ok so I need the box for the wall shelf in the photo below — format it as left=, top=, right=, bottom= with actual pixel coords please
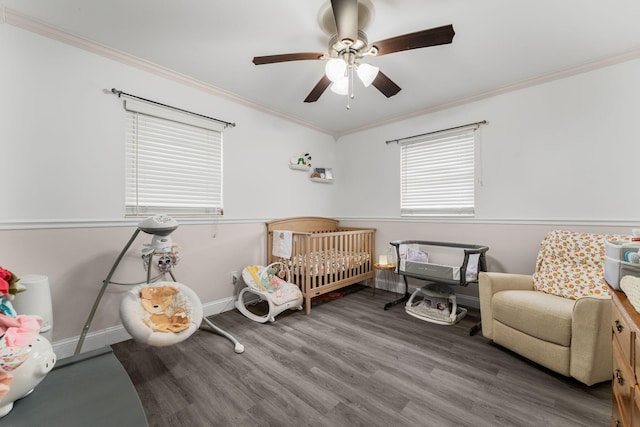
left=310, top=167, right=333, bottom=183
left=289, top=164, right=311, bottom=171
left=311, top=177, right=333, bottom=183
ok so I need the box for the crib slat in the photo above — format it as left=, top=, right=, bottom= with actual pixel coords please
left=340, top=233, right=345, bottom=282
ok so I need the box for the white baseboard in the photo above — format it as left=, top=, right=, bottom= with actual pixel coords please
left=375, top=278, right=480, bottom=310
left=53, top=296, right=236, bottom=359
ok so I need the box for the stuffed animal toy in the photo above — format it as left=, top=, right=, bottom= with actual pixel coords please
left=139, top=286, right=189, bottom=333
left=290, top=153, right=312, bottom=167
left=263, top=266, right=285, bottom=290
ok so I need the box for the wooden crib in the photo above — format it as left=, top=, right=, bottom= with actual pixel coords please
left=266, top=217, right=375, bottom=314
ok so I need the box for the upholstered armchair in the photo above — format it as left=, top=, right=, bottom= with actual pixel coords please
left=479, top=230, right=618, bottom=386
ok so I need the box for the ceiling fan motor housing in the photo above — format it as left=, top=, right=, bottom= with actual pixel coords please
left=327, top=30, right=370, bottom=59
left=318, top=0, right=376, bottom=37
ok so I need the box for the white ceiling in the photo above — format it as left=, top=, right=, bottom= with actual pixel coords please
left=4, top=0, right=640, bottom=136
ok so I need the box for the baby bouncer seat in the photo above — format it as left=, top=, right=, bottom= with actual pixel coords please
left=235, top=262, right=303, bottom=323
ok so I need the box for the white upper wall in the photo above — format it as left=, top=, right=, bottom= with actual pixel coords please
left=0, top=22, right=337, bottom=225
left=2, top=18, right=639, bottom=226
left=335, top=58, right=640, bottom=222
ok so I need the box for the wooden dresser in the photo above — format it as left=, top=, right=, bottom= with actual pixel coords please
left=611, top=287, right=640, bottom=426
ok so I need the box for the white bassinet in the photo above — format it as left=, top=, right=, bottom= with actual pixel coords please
left=390, top=240, right=489, bottom=327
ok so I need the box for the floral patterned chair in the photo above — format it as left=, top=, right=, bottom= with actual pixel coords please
left=479, top=230, right=620, bottom=386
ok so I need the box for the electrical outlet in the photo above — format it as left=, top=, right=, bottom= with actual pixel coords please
left=231, top=271, right=239, bottom=285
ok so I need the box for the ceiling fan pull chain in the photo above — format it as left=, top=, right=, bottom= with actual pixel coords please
left=349, top=65, right=355, bottom=100
left=346, top=65, right=353, bottom=110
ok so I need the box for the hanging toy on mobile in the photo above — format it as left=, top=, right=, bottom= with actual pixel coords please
left=139, top=216, right=181, bottom=275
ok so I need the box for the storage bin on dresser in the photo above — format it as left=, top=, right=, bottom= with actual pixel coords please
left=611, top=287, right=640, bottom=426
left=605, top=240, right=640, bottom=290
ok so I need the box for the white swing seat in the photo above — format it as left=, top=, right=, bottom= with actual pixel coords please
left=235, top=262, right=303, bottom=323
left=120, top=281, right=203, bottom=347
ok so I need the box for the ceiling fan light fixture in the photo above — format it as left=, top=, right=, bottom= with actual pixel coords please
left=325, top=58, right=347, bottom=82
left=330, top=76, right=349, bottom=95
left=356, top=63, right=379, bottom=87
left=253, top=1, right=454, bottom=104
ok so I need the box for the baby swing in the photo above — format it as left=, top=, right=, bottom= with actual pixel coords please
left=75, top=215, right=244, bottom=355
left=235, top=262, right=303, bottom=323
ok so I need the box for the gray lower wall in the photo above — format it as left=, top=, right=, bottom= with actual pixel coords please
left=0, top=219, right=631, bottom=358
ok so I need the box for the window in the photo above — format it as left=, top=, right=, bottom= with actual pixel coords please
left=400, top=125, right=478, bottom=217
left=124, top=99, right=224, bottom=217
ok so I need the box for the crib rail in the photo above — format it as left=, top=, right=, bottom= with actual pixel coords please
left=300, top=228, right=374, bottom=296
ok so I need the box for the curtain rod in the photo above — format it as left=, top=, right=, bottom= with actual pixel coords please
left=110, top=88, right=236, bottom=128
left=385, top=120, right=487, bottom=144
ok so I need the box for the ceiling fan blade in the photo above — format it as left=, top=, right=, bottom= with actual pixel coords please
left=372, top=24, right=455, bottom=57
left=304, top=76, right=331, bottom=103
left=372, top=71, right=401, bottom=98
left=331, top=0, right=358, bottom=45
left=252, top=52, right=325, bottom=65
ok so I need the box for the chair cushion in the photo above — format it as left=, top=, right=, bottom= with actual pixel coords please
left=120, top=282, right=203, bottom=347
left=242, top=265, right=265, bottom=290
left=268, top=278, right=302, bottom=306
left=492, top=320, right=571, bottom=376
left=532, top=230, right=623, bottom=299
left=492, top=290, right=574, bottom=346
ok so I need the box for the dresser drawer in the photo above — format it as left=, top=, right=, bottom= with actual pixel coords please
left=633, top=385, right=640, bottom=427
left=635, top=334, right=640, bottom=386
left=613, top=302, right=634, bottom=365
left=614, top=339, right=635, bottom=425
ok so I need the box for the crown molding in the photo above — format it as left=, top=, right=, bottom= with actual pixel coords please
left=4, top=7, right=638, bottom=141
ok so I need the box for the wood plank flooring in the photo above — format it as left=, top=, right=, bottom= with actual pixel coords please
left=112, top=286, right=611, bottom=427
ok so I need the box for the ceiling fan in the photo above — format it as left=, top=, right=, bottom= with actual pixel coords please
left=252, top=0, right=455, bottom=107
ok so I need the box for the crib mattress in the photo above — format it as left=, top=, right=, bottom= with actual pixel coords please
left=287, top=249, right=370, bottom=276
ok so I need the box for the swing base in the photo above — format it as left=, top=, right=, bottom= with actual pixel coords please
left=405, top=283, right=467, bottom=326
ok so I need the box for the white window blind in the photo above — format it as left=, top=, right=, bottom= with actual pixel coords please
left=124, top=99, right=224, bottom=217
left=400, top=126, right=476, bottom=217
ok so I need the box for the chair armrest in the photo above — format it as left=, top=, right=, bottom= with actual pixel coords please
left=570, top=297, right=612, bottom=386
left=478, top=272, right=534, bottom=340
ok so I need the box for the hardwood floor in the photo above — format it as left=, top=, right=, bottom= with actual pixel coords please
left=112, top=286, right=611, bottom=427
